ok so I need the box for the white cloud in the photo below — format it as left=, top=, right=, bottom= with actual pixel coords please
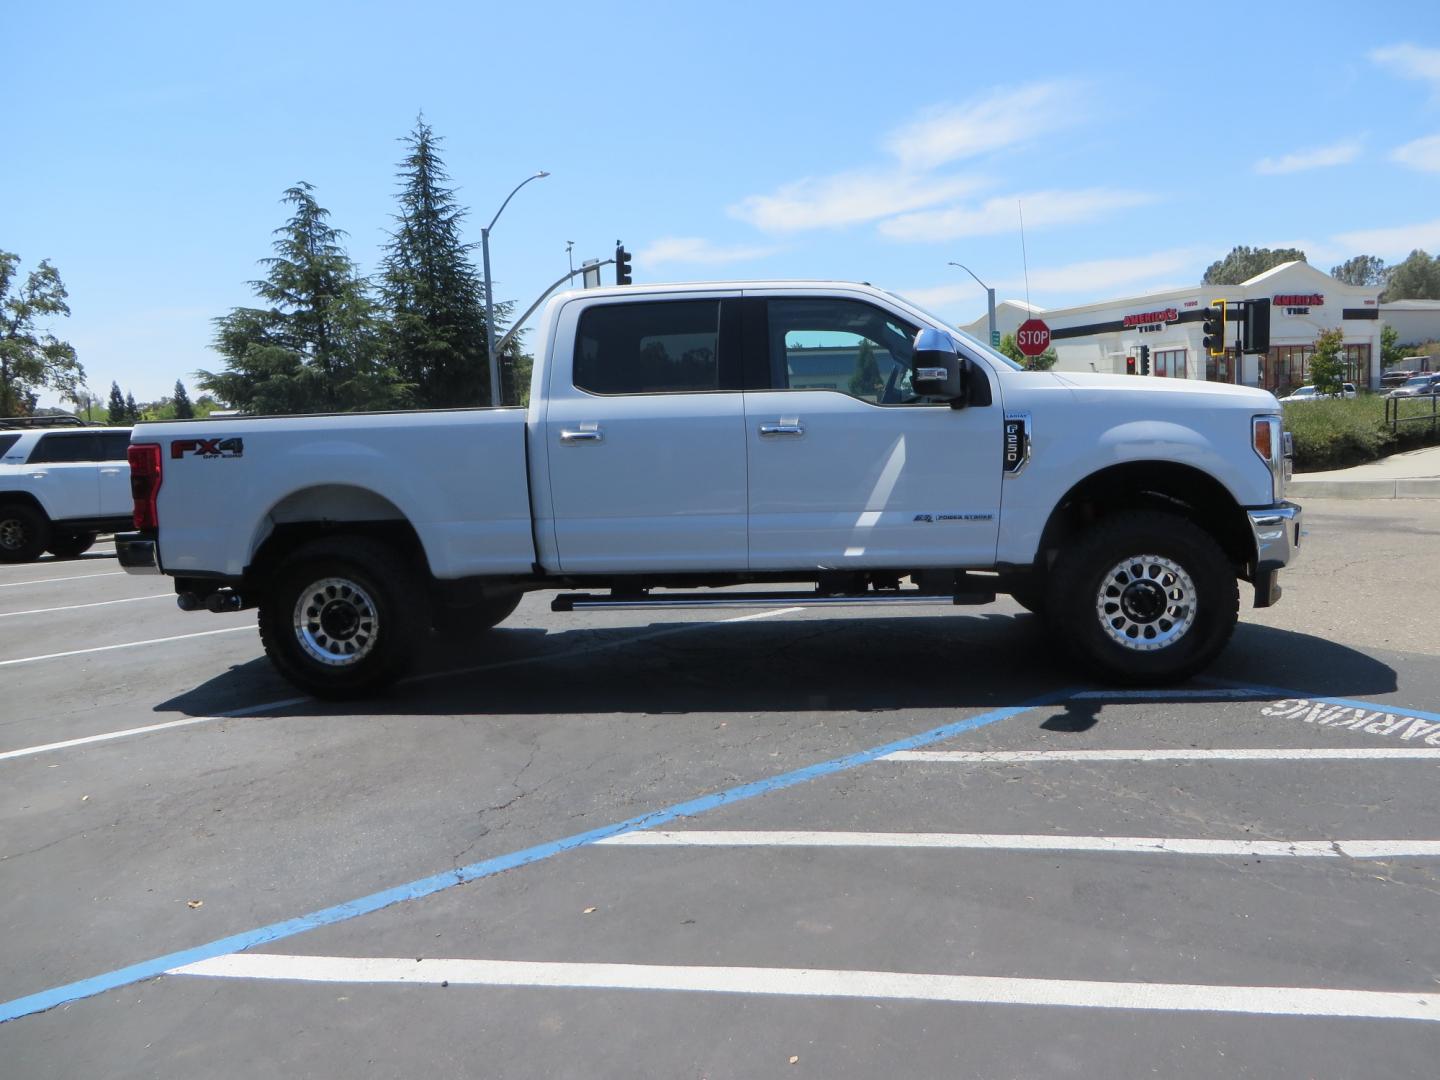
left=1332, top=218, right=1440, bottom=259
left=637, top=236, right=782, bottom=268
left=878, top=188, right=1157, bottom=243
left=997, top=248, right=1204, bottom=293
left=883, top=82, right=1085, bottom=171
left=1369, top=43, right=1440, bottom=86
left=1254, top=139, right=1362, bottom=175
left=1391, top=133, right=1440, bottom=172
left=728, top=171, right=986, bottom=233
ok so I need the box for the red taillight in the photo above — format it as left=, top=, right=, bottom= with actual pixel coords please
left=128, top=443, right=162, bottom=531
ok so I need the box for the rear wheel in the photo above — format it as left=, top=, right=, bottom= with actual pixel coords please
left=47, top=530, right=98, bottom=559
left=258, top=537, right=427, bottom=699
left=1044, top=510, right=1238, bottom=685
left=0, top=504, right=49, bottom=563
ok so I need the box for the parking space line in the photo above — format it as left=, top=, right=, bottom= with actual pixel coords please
left=1071, top=688, right=1269, bottom=700
left=0, top=625, right=254, bottom=668
left=883, top=748, right=1440, bottom=762
left=0, top=594, right=171, bottom=619
left=0, top=571, right=125, bottom=589
left=0, top=688, right=1073, bottom=1024
left=167, top=953, right=1439, bottom=1023
left=597, top=831, right=1440, bottom=858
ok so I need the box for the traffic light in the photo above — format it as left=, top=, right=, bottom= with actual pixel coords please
left=1139, top=344, right=1150, bottom=376
left=1242, top=298, right=1271, bottom=354
left=615, top=242, right=632, bottom=286
left=1201, top=300, right=1227, bottom=357
left=1126, top=356, right=1137, bottom=375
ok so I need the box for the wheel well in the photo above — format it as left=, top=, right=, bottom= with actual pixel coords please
left=1035, top=462, right=1253, bottom=578
left=245, top=519, right=430, bottom=589
left=0, top=492, right=48, bottom=520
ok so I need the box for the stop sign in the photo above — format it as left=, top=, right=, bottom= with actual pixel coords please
left=1016, top=318, right=1052, bottom=357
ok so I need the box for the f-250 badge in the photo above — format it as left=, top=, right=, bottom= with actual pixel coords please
left=171, top=437, right=244, bottom=460
left=1002, top=412, right=1031, bottom=475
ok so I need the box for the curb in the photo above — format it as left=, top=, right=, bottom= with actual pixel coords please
left=1289, top=478, right=1440, bottom=499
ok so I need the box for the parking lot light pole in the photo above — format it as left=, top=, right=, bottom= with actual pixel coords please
left=949, top=261, right=996, bottom=349
left=483, top=171, right=550, bottom=406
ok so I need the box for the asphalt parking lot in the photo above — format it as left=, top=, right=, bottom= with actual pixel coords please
left=3, top=500, right=1440, bottom=1078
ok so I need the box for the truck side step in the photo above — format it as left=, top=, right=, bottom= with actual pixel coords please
left=550, top=589, right=996, bottom=612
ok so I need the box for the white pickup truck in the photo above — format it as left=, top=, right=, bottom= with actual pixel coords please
left=1, top=423, right=135, bottom=561
left=118, top=281, right=1301, bottom=697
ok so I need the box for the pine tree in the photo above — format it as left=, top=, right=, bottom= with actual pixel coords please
left=0, top=252, right=84, bottom=416
left=124, top=391, right=139, bottom=422
left=173, top=379, right=194, bottom=419
left=381, top=119, right=495, bottom=407
left=199, top=183, right=406, bottom=414
left=107, top=381, right=127, bottom=424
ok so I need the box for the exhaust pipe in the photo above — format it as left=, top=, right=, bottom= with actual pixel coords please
left=177, top=589, right=247, bottom=613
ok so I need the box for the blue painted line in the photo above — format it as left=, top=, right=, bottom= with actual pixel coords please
left=1201, top=678, right=1440, bottom=725
left=0, top=688, right=1075, bottom=1025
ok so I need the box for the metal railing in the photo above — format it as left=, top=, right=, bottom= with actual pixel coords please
left=1385, top=392, right=1440, bottom=435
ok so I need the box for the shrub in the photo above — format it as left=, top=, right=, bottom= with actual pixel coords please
left=1283, top=397, right=1394, bottom=471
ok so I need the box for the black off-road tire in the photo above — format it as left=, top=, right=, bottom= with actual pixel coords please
left=1008, top=585, right=1045, bottom=616
left=1043, top=510, right=1238, bottom=686
left=0, top=503, right=50, bottom=563
left=47, top=530, right=98, bottom=559
left=432, top=591, right=523, bottom=635
left=258, top=537, right=428, bottom=699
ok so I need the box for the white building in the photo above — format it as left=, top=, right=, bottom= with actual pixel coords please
left=1379, top=299, right=1440, bottom=351
left=960, top=261, right=1383, bottom=393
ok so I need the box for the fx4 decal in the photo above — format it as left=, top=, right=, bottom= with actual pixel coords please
left=171, top=437, right=244, bottom=460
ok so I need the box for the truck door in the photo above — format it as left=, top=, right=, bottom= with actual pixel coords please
left=24, top=433, right=102, bottom=522
left=743, top=295, right=1003, bottom=570
left=542, top=294, right=749, bottom=573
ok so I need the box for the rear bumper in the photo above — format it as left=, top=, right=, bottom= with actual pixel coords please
left=116, top=532, right=160, bottom=575
left=1246, top=501, right=1303, bottom=609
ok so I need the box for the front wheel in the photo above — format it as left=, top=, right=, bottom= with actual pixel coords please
left=1044, top=511, right=1238, bottom=686
left=0, top=504, right=49, bottom=563
left=258, top=537, right=427, bottom=699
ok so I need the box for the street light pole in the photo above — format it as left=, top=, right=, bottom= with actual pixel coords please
left=949, top=261, right=996, bottom=349
left=482, top=170, right=549, bottom=406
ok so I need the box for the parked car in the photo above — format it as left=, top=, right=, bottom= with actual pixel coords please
left=1386, top=374, right=1440, bottom=399
left=0, top=423, right=134, bottom=561
left=1280, top=384, right=1356, bottom=402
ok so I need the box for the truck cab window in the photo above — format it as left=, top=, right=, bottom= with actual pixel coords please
left=575, top=300, right=721, bottom=395
left=767, top=298, right=919, bottom=405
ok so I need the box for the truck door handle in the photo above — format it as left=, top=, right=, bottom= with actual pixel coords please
left=560, top=429, right=604, bottom=443
left=758, top=423, right=804, bottom=437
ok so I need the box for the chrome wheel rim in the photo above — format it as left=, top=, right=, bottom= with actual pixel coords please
left=0, top=518, right=26, bottom=551
left=1095, top=554, right=1197, bottom=652
left=293, top=576, right=380, bottom=666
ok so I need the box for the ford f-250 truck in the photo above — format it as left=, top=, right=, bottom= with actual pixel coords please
left=117, top=281, right=1301, bottom=698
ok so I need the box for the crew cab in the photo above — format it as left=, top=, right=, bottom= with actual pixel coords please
left=118, top=281, right=1302, bottom=697
left=0, top=422, right=134, bottom=561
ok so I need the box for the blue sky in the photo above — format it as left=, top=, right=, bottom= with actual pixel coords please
left=7, top=0, right=1440, bottom=405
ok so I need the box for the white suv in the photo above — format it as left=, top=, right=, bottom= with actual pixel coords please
left=0, top=423, right=134, bottom=562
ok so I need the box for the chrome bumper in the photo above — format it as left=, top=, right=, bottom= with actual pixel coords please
left=116, top=532, right=161, bottom=575
left=1247, top=501, right=1303, bottom=571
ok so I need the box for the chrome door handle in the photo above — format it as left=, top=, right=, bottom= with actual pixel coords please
left=758, top=423, right=804, bottom=437
left=560, top=429, right=604, bottom=443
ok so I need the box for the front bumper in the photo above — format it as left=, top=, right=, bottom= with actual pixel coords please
left=1246, top=501, right=1303, bottom=608
left=116, top=531, right=160, bottom=575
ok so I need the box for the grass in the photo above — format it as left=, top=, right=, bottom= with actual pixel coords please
left=1284, top=395, right=1440, bottom=472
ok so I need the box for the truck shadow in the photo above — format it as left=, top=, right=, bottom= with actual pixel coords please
left=154, top=614, right=1399, bottom=722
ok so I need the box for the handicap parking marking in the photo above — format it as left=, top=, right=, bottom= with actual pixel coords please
left=1256, top=699, right=1440, bottom=744
left=883, top=747, right=1440, bottom=762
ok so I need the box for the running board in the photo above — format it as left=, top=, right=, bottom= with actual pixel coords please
left=551, top=589, right=996, bottom=612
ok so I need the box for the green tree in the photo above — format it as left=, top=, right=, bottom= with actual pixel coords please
left=1202, top=246, right=1306, bottom=286
left=1308, top=327, right=1345, bottom=396
left=1381, top=325, right=1404, bottom=370
left=124, top=391, right=139, bottom=422
left=0, top=252, right=84, bottom=416
left=107, top=381, right=127, bottom=424
left=173, top=379, right=194, bottom=419
left=199, top=183, right=407, bottom=414
left=381, top=119, right=494, bottom=407
left=1380, top=249, right=1440, bottom=302
left=997, top=332, right=1057, bottom=371
left=1330, top=254, right=1389, bottom=287
left=847, top=339, right=882, bottom=399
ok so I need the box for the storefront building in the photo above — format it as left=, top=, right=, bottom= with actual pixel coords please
left=960, top=261, right=1384, bottom=392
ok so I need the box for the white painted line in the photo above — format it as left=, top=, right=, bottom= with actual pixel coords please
left=1071, top=689, right=1267, bottom=700
left=0, top=570, right=126, bottom=589
left=0, top=625, right=253, bottom=668
left=883, top=748, right=1440, bottom=763
left=168, top=954, right=1439, bottom=1023
left=596, top=831, right=1440, bottom=859
left=0, top=593, right=171, bottom=619
left=0, top=694, right=310, bottom=762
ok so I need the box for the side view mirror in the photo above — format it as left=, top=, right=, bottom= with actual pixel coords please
left=911, top=328, right=967, bottom=403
